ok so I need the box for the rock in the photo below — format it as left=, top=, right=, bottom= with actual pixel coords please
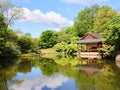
left=116, top=55, right=120, bottom=68
left=116, top=62, right=120, bottom=68
left=116, top=55, right=120, bottom=62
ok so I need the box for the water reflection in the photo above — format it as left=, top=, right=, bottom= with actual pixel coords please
left=39, top=58, right=58, bottom=76
left=8, top=73, right=69, bottom=90
left=0, top=56, right=120, bottom=90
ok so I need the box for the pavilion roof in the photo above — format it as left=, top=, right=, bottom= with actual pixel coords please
left=76, top=33, right=102, bottom=44
left=76, top=39, right=101, bottom=44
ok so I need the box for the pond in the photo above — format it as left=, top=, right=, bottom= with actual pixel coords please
left=0, top=55, right=120, bottom=90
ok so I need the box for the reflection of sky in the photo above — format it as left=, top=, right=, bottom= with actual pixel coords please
left=13, top=67, right=44, bottom=80
left=7, top=67, right=78, bottom=90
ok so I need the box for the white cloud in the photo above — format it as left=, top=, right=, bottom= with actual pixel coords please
left=11, top=0, right=31, bottom=3
left=61, top=0, right=109, bottom=4
left=20, top=7, right=73, bottom=29
left=8, top=74, right=69, bottom=90
left=24, top=0, right=31, bottom=3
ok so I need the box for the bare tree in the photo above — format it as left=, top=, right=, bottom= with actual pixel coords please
left=0, top=0, right=24, bottom=42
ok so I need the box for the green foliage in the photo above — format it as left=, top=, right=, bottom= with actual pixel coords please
left=0, top=1, right=27, bottom=54
left=0, top=2, right=119, bottom=57
left=57, top=28, right=72, bottom=44
left=0, top=14, right=20, bottom=54
left=3, top=41, right=21, bottom=54
left=72, top=4, right=118, bottom=57
left=65, top=26, right=77, bottom=36
left=93, top=6, right=117, bottom=34
left=64, top=27, right=79, bottom=43
left=30, top=38, right=39, bottom=53
left=6, top=29, right=18, bottom=42
left=57, top=33, right=72, bottom=44
left=0, top=13, right=6, bottom=36
left=0, top=13, right=38, bottom=54
left=17, top=34, right=38, bottom=53
left=17, top=36, right=31, bottom=53
left=98, top=44, right=114, bottom=57
left=39, top=30, right=58, bottom=48
left=104, top=15, right=120, bottom=53
left=70, top=36, right=79, bottom=44
left=55, top=55, right=79, bottom=66
left=55, top=42, right=77, bottom=54
left=66, top=44, right=77, bottom=54
left=0, top=13, right=6, bottom=53
left=55, top=42, right=67, bottom=52
left=74, top=4, right=100, bottom=37
left=57, top=27, right=79, bottom=44
left=39, top=58, right=58, bottom=76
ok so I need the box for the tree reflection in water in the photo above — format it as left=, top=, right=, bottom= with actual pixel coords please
left=0, top=56, right=120, bottom=90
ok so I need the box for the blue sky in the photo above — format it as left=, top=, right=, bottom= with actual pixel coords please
left=10, top=0, right=120, bottom=38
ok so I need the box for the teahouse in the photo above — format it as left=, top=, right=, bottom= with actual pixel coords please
left=76, top=33, right=102, bottom=59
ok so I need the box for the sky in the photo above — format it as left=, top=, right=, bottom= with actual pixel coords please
left=9, top=0, right=120, bottom=38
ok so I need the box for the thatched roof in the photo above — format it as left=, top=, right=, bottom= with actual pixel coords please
left=76, top=33, right=102, bottom=44
left=76, top=39, right=101, bottom=44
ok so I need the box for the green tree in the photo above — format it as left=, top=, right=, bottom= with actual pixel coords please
left=23, top=35, right=39, bottom=53
left=0, top=0, right=24, bottom=42
left=93, top=6, right=117, bottom=34
left=65, top=26, right=77, bottom=36
left=17, top=33, right=35, bottom=53
left=57, top=27, right=79, bottom=44
left=30, top=38, right=39, bottom=53
left=39, top=30, right=58, bottom=48
left=65, top=27, right=79, bottom=43
left=0, top=13, right=20, bottom=54
left=2, top=29, right=20, bottom=54
left=57, top=32, right=72, bottom=44
left=104, top=15, right=120, bottom=54
left=74, top=4, right=100, bottom=37
left=0, top=13, right=6, bottom=53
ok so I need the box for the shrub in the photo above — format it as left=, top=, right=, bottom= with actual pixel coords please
left=54, top=42, right=67, bottom=52
left=66, top=44, right=77, bottom=54
left=55, top=42, right=77, bottom=54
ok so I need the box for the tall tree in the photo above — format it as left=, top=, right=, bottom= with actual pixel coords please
left=39, top=30, right=58, bottom=48
left=93, top=6, right=117, bottom=34
left=0, top=13, right=6, bottom=53
left=17, top=34, right=32, bottom=53
left=104, top=15, right=120, bottom=54
left=74, top=4, right=100, bottom=37
left=57, top=28, right=72, bottom=44
left=57, top=27, right=79, bottom=44
left=0, top=0, right=24, bottom=42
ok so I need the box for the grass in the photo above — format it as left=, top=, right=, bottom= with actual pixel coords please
left=40, top=48, right=58, bottom=59
left=40, top=47, right=56, bottom=54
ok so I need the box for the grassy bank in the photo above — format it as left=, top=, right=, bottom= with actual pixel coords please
left=40, top=48, right=60, bottom=59
left=40, top=48, right=56, bottom=54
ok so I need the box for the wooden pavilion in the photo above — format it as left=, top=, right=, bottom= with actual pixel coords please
left=76, top=33, right=102, bottom=59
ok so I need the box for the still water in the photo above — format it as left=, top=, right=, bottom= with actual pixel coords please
left=0, top=56, right=120, bottom=90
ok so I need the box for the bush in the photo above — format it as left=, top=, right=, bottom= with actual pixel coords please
left=66, top=44, right=77, bottom=54
left=55, top=42, right=67, bottom=52
left=3, top=42, right=21, bottom=54
left=55, top=42, right=77, bottom=54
